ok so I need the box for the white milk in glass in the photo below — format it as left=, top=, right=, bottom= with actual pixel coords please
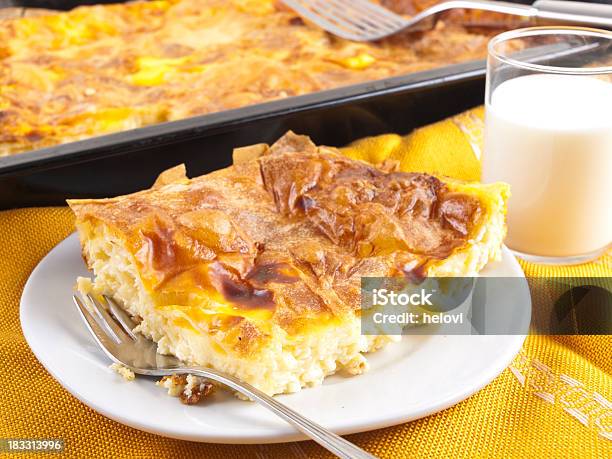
left=483, top=74, right=612, bottom=258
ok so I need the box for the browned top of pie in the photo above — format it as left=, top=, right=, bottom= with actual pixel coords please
left=69, top=133, right=494, bottom=345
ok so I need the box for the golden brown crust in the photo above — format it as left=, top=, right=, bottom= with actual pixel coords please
left=69, top=132, right=506, bottom=356
left=232, top=143, right=269, bottom=165
left=152, top=164, right=188, bottom=188
left=1, top=0, right=520, bottom=156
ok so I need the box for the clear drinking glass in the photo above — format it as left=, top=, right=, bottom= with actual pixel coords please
left=483, top=27, right=612, bottom=265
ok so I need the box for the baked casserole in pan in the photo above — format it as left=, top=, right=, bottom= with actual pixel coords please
left=0, top=0, right=522, bottom=156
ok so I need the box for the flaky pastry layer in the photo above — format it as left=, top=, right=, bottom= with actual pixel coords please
left=69, top=132, right=508, bottom=395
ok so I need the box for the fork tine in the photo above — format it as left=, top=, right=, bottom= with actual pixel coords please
left=73, top=294, right=120, bottom=354
left=104, top=295, right=138, bottom=340
left=86, top=294, right=132, bottom=342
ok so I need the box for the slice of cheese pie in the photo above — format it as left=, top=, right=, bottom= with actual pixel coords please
left=68, top=132, right=509, bottom=396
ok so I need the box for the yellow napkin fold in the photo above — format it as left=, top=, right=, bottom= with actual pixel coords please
left=0, top=107, right=610, bottom=458
left=342, top=107, right=486, bottom=182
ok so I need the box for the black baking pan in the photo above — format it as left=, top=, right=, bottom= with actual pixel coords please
left=0, top=60, right=491, bottom=209
left=0, top=0, right=537, bottom=211
left=0, top=3, right=605, bottom=210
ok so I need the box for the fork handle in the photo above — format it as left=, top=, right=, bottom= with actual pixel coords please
left=436, top=1, right=612, bottom=30
left=167, top=367, right=377, bottom=459
left=534, top=0, right=612, bottom=29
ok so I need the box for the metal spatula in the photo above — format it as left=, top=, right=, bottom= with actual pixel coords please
left=281, top=0, right=612, bottom=42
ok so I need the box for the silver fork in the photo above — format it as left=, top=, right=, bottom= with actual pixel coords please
left=73, top=293, right=377, bottom=459
left=281, top=0, right=612, bottom=42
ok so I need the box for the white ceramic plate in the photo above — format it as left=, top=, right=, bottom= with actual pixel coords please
left=21, top=234, right=529, bottom=443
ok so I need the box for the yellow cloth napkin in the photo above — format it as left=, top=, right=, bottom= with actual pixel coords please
left=1, top=108, right=610, bottom=458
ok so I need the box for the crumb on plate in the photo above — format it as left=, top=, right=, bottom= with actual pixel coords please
left=157, top=374, right=214, bottom=405
left=110, top=363, right=135, bottom=381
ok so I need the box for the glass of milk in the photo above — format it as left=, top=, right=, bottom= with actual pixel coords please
left=483, top=27, right=612, bottom=264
